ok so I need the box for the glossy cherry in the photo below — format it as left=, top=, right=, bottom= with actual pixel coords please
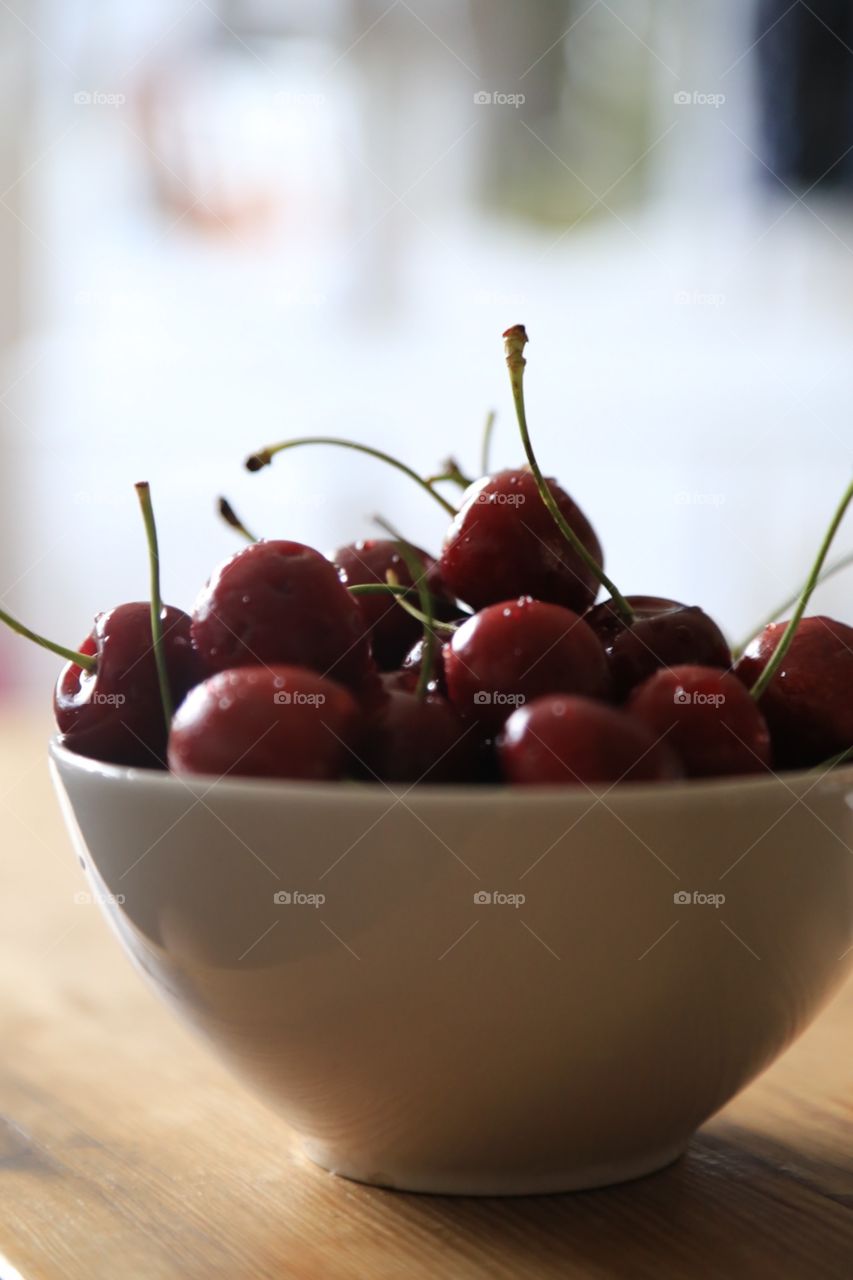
left=444, top=597, right=610, bottom=733
left=734, top=616, right=853, bottom=768
left=439, top=470, right=603, bottom=614
left=192, top=540, right=370, bottom=689
left=585, top=595, right=731, bottom=702
left=627, top=665, right=771, bottom=778
left=498, top=695, right=684, bottom=786
left=168, top=665, right=360, bottom=780
left=55, top=602, right=200, bottom=767
left=334, top=538, right=450, bottom=671
left=356, top=685, right=482, bottom=783
left=397, top=635, right=448, bottom=696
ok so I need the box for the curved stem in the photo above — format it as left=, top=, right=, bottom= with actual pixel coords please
left=218, top=496, right=258, bottom=543
left=350, top=582, right=458, bottom=632
left=502, top=326, right=634, bottom=625
left=425, top=457, right=475, bottom=490
left=0, top=604, right=96, bottom=673
left=735, top=548, right=853, bottom=658
left=135, top=482, right=173, bottom=726
left=245, top=437, right=457, bottom=517
left=480, top=409, right=496, bottom=476
left=751, top=477, right=853, bottom=701
left=374, top=516, right=440, bottom=696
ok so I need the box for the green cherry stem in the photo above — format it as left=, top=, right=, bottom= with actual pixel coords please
left=245, top=437, right=457, bottom=517
left=374, top=515, right=439, bottom=697
left=134, top=481, right=173, bottom=727
left=347, top=581, right=457, bottom=624
left=217, top=496, right=259, bottom=543
left=750, top=476, right=853, bottom=701
left=734, top=547, right=853, bottom=658
left=425, top=457, right=475, bottom=490
left=502, top=325, right=634, bottom=625
left=0, top=604, right=96, bottom=673
left=480, top=409, right=497, bottom=476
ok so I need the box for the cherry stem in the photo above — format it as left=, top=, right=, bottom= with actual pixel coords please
left=135, top=482, right=173, bottom=726
left=425, top=457, right=475, bottom=489
left=245, top=437, right=457, bottom=517
left=218, top=496, right=258, bottom=543
left=502, top=325, right=634, bottom=625
left=350, top=582, right=459, bottom=633
left=734, top=548, right=853, bottom=658
left=374, top=515, right=438, bottom=696
left=0, top=604, right=96, bottom=673
left=750, top=476, right=853, bottom=701
left=480, top=409, right=496, bottom=475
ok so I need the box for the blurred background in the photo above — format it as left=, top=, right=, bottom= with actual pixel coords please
left=0, top=0, right=852, bottom=694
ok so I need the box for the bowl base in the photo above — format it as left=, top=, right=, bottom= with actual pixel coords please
left=300, top=1138, right=689, bottom=1196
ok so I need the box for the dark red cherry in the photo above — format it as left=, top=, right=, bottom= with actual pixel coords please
left=168, top=665, right=360, bottom=780
left=397, top=634, right=448, bottom=695
left=444, top=597, right=610, bottom=733
left=628, top=665, right=771, bottom=778
left=334, top=538, right=449, bottom=671
left=585, top=595, right=731, bottom=701
left=356, top=686, right=482, bottom=783
left=439, top=470, right=603, bottom=613
left=54, top=602, right=200, bottom=768
left=498, top=695, right=684, bottom=786
left=192, top=540, right=370, bottom=688
left=734, top=616, right=853, bottom=768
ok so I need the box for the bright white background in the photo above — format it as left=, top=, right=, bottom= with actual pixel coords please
left=0, top=0, right=851, bottom=695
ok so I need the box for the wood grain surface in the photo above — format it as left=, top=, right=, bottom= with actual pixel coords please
left=1, top=713, right=852, bottom=1280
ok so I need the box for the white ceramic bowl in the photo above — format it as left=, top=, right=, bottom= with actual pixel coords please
left=50, top=739, right=853, bottom=1196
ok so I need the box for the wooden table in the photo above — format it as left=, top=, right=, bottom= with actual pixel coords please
left=2, top=713, right=852, bottom=1280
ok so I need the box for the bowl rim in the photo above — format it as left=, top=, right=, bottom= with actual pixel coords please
left=48, top=736, right=853, bottom=813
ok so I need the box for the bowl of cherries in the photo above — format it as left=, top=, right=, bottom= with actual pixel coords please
left=16, top=326, right=851, bottom=1194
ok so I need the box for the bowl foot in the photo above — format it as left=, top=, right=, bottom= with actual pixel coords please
left=299, top=1138, right=689, bottom=1196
